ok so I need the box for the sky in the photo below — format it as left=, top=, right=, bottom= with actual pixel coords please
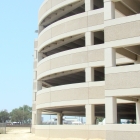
left=0, top=0, right=44, bottom=112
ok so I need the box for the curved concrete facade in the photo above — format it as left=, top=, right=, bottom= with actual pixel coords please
left=32, top=0, right=140, bottom=139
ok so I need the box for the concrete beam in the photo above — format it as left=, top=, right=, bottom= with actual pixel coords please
left=115, top=1, right=134, bottom=16
left=125, top=46, right=140, bottom=56
left=118, top=112, right=136, bottom=115
left=62, top=111, right=85, bottom=116
left=42, top=82, right=52, bottom=87
left=41, top=34, right=84, bottom=53
left=42, top=112, right=57, bottom=115
left=73, top=39, right=85, bottom=46
left=106, top=0, right=121, bottom=2
left=42, top=110, right=61, bottom=114
left=117, top=97, right=138, bottom=102
left=55, top=76, right=81, bottom=83
left=41, top=1, right=84, bottom=27
left=121, top=0, right=140, bottom=14
left=67, top=73, right=84, bottom=81
left=42, top=69, right=84, bottom=81
left=116, top=48, right=137, bottom=61
left=64, top=42, right=80, bottom=48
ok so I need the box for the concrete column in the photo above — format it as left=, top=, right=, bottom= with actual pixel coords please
left=117, top=114, right=120, bottom=124
left=104, top=0, right=115, bottom=21
left=105, top=97, right=117, bottom=124
left=85, top=0, right=94, bottom=11
left=32, top=92, right=36, bottom=101
left=85, top=32, right=94, bottom=46
left=85, top=67, right=94, bottom=82
left=105, top=48, right=116, bottom=68
left=32, top=113, right=36, bottom=125
left=136, top=102, right=140, bottom=124
left=38, top=52, right=43, bottom=62
left=34, top=60, right=37, bottom=69
left=39, top=25, right=44, bottom=33
left=33, top=71, right=37, bottom=80
left=37, top=81, right=42, bottom=91
left=33, top=80, right=37, bottom=91
left=34, top=50, right=37, bottom=59
left=36, top=110, right=42, bottom=125
left=57, top=113, right=63, bottom=125
left=86, top=104, right=95, bottom=125
left=135, top=56, right=140, bottom=64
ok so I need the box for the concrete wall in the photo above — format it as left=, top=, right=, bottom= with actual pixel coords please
left=107, top=131, right=140, bottom=140
left=38, top=0, right=79, bottom=24
left=106, top=124, right=140, bottom=140
left=106, top=71, right=140, bottom=90
left=105, top=65, right=140, bottom=96
left=36, top=82, right=105, bottom=109
left=38, top=10, right=104, bottom=50
left=105, top=20, right=140, bottom=42
left=37, top=48, right=104, bottom=78
left=33, top=0, right=140, bottom=140
left=35, top=125, right=106, bottom=139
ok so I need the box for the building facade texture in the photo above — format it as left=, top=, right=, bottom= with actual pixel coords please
left=32, top=0, right=140, bottom=140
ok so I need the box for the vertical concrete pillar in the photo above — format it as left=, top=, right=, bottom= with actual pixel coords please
left=32, top=92, right=36, bottom=101
left=38, top=52, right=43, bottom=62
left=86, top=104, right=95, bottom=125
left=34, top=61, right=37, bottom=69
left=105, top=48, right=116, bottom=68
left=32, top=113, right=36, bottom=125
left=57, top=113, right=63, bottom=125
left=135, top=56, right=140, bottom=64
left=85, top=0, right=94, bottom=11
left=104, top=0, right=115, bottom=21
left=33, top=71, right=37, bottom=80
left=85, top=67, right=94, bottom=82
left=85, top=32, right=94, bottom=46
left=37, top=81, right=42, bottom=91
left=39, top=25, right=44, bottom=33
left=34, top=40, right=38, bottom=48
left=33, top=79, right=37, bottom=101
left=105, top=97, right=117, bottom=124
left=117, top=114, right=120, bottom=124
left=136, top=102, right=140, bottom=124
left=33, top=81, right=37, bottom=91
left=34, top=50, right=37, bottom=59
left=36, top=110, right=42, bottom=125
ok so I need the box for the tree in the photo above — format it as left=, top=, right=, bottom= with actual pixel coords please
left=10, top=105, right=32, bottom=124
left=10, top=108, right=23, bottom=124
left=19, top=105, right=32, bottom=124
left=0, top=110, right=10, bottom=123
left=95, top=117, right=104, bottom=124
